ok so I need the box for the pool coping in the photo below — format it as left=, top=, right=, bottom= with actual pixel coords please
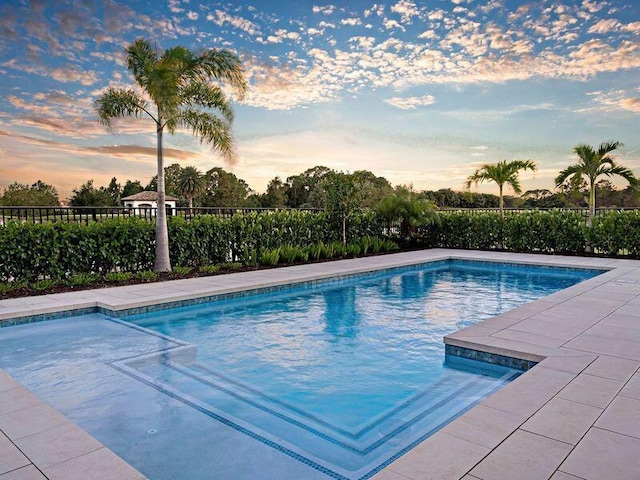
left=1, top=249, right=639, bottom=479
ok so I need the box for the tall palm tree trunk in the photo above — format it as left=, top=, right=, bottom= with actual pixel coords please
left=588, top=178, right=596, bottom=226
left=154, top=126, right=171, bottom=272
left=498, top=184, right=504, bottom=218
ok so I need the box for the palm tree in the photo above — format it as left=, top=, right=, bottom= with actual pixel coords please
left=465, top=160, right=537, bottom=216
left=178, top=166, right=205, bottom=212
left=95, top=38, right=246, bottom=272
left=555, top=141, right=637, bottom=222
left=376, top=187, right=439, bottom=242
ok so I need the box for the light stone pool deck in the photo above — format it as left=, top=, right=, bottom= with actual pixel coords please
left=1, top=249, right=639, bottom=480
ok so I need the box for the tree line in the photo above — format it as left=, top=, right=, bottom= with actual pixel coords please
left=2, top=163, right=638, bottom=210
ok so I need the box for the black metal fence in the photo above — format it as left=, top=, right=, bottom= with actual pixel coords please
left=0, top=206, right=322, bottom=224
left=1, top=206, right=638, bottom=225
left=439, top=207, right=640, bottom=222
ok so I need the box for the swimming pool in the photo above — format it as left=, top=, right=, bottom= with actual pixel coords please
left=0, top=259, right=602, bottom=479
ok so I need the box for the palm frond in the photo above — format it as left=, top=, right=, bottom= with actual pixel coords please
left=94, top=88, right=151, bottom=128
left=465, top=166, right=492, bottom=188
left=604, top=164, right=638, bottom=186
left=554, top=164, right=582, bottom=188
left=180, top=83, right=233, bottom=122
left=597, top=140, right=623, bottom=159
left=177, top=109, right=236, bottom=163
left=508, top=176, right=523, bottom=195
left=197, top=49, right=247, bottom=99
left=126, top=38, right=158, bottom=91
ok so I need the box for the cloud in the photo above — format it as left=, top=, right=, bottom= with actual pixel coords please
left=312, top=5, right=335, bottom=15
left=384, top=94, right=436, bottom=109
left=206, top=10, right=261, bottom=36
left=391, top=0, right=421, bottom=23
left=3, top=59, right=99, bottom=86
left=341, top=18, right=362, bottom=26
left=588, top=18, right=620, bottom=33
left=90, top=145, right=194, bottom=160
left=584, top=88, right=640, bottom=113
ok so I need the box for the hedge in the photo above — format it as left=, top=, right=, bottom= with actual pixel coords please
left=1, top=209, right=638, bottom=283
left=0, top=211, right=383, bottom=282
left=414, top=210, right=639, bottom=257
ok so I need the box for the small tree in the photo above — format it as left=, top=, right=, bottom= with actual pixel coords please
left=377, top=187, right=438, bottom=243
left=122, top=180, right=144, bottom=198
left=316, top=172, right=363, bottom=244
left=0, top=181, right=59, bottom=206
left=177, top=166, right=205, bottom=211
left=555, top=141, right=637, bottom=224
left=466, top=160, right=537, bottom=217
left=95, top=38, right=246, bottom=272
left=69, top=180, right=113, bottom=207
left=200, top=167, right=253, bottom=206
left=261, top=177, right=288, bottom=208
left=106, top=177, right=121, bottom=206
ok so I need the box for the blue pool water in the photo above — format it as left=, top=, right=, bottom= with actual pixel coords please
left=0, top=260, right=602, bottom=479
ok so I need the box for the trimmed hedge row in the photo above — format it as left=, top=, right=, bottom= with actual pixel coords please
left=0, top=211, right=383, bottom=282
left=1, top=209, right=638, bottom=283
left=415, top=210, right=640, bottom=256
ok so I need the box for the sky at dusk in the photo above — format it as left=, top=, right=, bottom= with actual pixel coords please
left=1, top=0, right=639, bottom=200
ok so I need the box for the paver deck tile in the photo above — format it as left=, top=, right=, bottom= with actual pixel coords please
left=440, top=404, right=524, bottom=450
left=480, top=366, right=575, bottom=419
left=549, top=472, right=586, bottom=480
left=469, top=429, right=573, bottom=480
left=0, top=465, right=47, bottom=480
left=582, top=355, right=640, bottom=381
left=536, top=355, right=595, bottom=375
left=0, top=432, right=30, bottom=475
left=564, top=332, right=640, bottom=360
left=619, top=371, right=640, bottom=400
left=0, top=389, right=43, bottom=417
left=381, top=432, right=490, bottom=480
left=520, top=397, right=602, bottom=445
left=594, top=395, right=640, bottom=439
left=0, top=404, right=69, bottom=440
left=557, top=373, right=624, bottom=408
left=560, top=427, right=640, bottom=480
left=42, top=447, right=145, bottom=480
left=14, top=423, right=103, bottom=469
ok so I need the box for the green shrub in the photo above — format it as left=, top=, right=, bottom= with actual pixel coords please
left=198, top=265, right=220, bottom=274
left=346, top=243, right=361, bottom=257
left=134, top=271, right=157, bottom=282
left=329, top=241, right=347, bottom=258
left=308, top=242, right=325, bottom=261
left=32, top=279, right=60, bottom=292
left=370, top=236, right=385, bottom=254
left=590, top=210, right=640, bottom=256
left=241, top=245, right=258, bottom=267
left=279, top=245, right=299, bottom=264
left=104, top=272, right=133, bottom=282
left=67, top=273, right=101, bottom=287
left=219, top=262, right=242, bottom=271
left=503, top=210, right=587, bottom=254
left=259, top=248, right=280, bottom=266
left=0, top=211, right=386, bottom=283
left=171, top=266, right=192, bottom=276
left=360, top=236, right=373, bottom=255
left=295, top=247, right=309, bottom=262
left=381, top=239, right=399, bottom=252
